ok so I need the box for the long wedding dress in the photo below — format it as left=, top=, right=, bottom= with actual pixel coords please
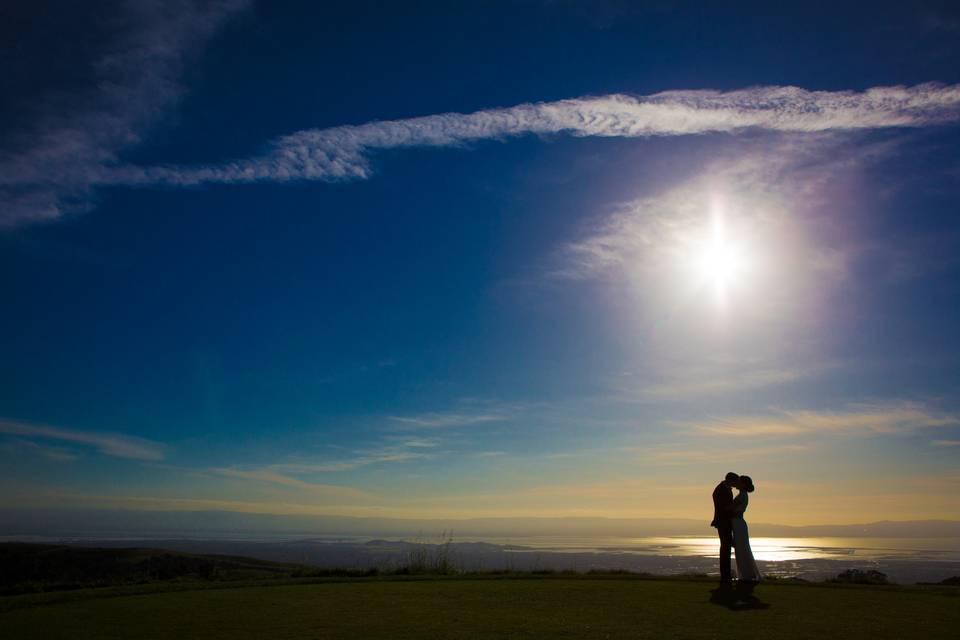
left=732, top=490, right=762, bottom=582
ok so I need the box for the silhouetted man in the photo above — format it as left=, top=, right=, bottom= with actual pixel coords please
left=711, top=472, right=739, bottom=582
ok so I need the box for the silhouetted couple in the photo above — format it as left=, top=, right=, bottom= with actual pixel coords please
left=711, top=472, right=761, bottom=583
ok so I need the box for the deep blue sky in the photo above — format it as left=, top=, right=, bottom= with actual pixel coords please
left=1, top=0, right=959, bottom=525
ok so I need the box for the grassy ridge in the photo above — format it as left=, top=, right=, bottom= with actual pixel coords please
left=2, top=576, right=957, bottom=639
left=0, top=543, right=305, bottom=594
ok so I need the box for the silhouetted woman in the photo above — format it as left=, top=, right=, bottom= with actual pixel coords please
left=732, top=475, right=761, bottom=582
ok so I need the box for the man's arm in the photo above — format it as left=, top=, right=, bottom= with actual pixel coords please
left=714, top=485, right=734, bottom=517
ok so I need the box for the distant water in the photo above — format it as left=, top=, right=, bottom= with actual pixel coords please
left=474, top=535, right=960, bottom=562
left=472, top=535, right=960, bottom=582
left=4, top=532, right=959, bottom=582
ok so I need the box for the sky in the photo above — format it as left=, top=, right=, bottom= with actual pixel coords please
left=2, top=0, right=960, bottom=529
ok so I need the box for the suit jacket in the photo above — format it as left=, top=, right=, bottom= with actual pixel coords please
left=711, top=482, right=733, bottom=528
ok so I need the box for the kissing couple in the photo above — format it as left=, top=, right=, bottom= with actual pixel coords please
left=711, top=471, right=761, bottom=583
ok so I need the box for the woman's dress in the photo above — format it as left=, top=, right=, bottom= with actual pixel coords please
left=732, top=491, right=762, bottom=582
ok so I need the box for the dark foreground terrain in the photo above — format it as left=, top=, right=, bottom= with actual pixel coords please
left=2, top=543, right=958, bottom=639
left=0, top=543, right=303, bottom=594
left=2, top=574, right=958, bottom=640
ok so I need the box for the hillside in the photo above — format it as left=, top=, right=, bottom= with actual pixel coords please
left=0, top=543, right=303, bottom=595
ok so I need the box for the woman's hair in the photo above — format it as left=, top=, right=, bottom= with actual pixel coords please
left=740, top=475, right=755, bottom=493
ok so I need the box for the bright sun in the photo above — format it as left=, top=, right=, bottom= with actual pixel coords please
left=689, top=206, right=751, bottom=305
left=698, top=241, right=745, bottom=289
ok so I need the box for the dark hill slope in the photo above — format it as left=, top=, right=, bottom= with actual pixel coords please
left=0, top=543, right=300, bottom=594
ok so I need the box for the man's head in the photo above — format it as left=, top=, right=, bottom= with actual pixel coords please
left=724, top=472, right=739, bottom=487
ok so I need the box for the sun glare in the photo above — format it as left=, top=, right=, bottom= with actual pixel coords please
left=688, top=203, right=751, bottom=305
left=698, top=242, right=744, bottom=288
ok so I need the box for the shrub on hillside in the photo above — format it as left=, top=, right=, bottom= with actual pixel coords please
left=830, top=569, right=890, bottom=585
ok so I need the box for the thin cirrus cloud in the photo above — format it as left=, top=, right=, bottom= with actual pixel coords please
left=3, top=438, right=80, bottom=462
left=0, top=419, right=165, bottom=461
left=691, top=402, right=958, bottom=437
left=4, top=79, right=960, bottom=227
left=625, top=366, right=822, bottom=400
left=0, top=0, right=251, bottom=227
left=212, top=468, right=373, bottom=499
left=271, top=448, right=435, bottom=473
left=388, top=412, right=507, bottom=429
left=645, top=443, right=814, bottom=465
left=124, top=83, right=960, bottom=188
left=219, top=440, right=442, bottom=481
left=29, top=492, right=388, bottom=517
left=556, top=130, right=907, bottom=283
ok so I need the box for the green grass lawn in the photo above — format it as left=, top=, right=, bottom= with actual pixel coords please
left=2, top=576, right=957, bottom=639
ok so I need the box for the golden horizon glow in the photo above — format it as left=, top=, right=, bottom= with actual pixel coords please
left=8, top=468, right=958, bottom=527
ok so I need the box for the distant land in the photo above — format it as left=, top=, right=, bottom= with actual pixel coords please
left=2, top=508, right=958, bottom=539
left=3, top=510, right=960, bottom=584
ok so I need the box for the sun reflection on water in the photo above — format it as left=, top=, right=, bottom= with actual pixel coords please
left=635, top=536, right=958, bottom=561
left=483, top=535, right=960, bottom=563
left=643, top=537, right=855, bottom=561
left=659, top=537, right=860, bottom=561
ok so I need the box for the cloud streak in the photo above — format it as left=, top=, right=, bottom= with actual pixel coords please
left=1, top=438, right=80, bottom=462
left=5, top=81, right=960, bottom=226
left=621, top=363, right=834, bottom=401
left=0, top=419, right=165, bottom=460
left=212, top=468, right=373, bottom=499
left=931, top=439, right=960, bottom=447
left=220, top=438, right=442, bottom=479
left=119, top=83, right=960, bottom=185
left=0, top=0, right=250, bottom=227
left=388, top=412, right=506, bottom=429
left=272, top=448, right=434, bottom=473
left=691, top=402, right=958, bottom=437
left=643, top=443, right=814, bottom=464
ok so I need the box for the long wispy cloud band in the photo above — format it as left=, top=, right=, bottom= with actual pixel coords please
left=112, top=83, right=960, bottom=187
left=4, top=74, right=960, bottom=225
left=0, top=419, right=165, bottom=461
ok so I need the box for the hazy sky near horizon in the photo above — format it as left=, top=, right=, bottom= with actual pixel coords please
left=2, top=0, right=960, bottom=527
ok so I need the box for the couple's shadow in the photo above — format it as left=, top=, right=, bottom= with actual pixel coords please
left=709, top=582, right=771, bottom=611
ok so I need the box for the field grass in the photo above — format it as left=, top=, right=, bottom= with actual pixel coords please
left=2, top=575, right=957, bottom=639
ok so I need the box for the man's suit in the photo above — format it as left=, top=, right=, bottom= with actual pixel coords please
left=712, top=481, right=735, bottom=581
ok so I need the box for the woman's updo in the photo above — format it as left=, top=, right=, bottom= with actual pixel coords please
left=740, top=475, right=755, bottom=493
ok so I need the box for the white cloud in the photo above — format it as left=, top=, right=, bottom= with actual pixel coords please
left=0, top=419, right=165, bottom=460
left=128, top=84, right=960, bottom=188
left=5, top=81, right=960, bottom=226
